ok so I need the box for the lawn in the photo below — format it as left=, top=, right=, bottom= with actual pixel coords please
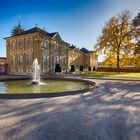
left=80, top=72, right=140, bottom=78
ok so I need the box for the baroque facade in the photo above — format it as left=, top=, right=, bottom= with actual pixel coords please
left=4, top=27, right=98, bottom=74
left=68, top=46, right=98, bottom=70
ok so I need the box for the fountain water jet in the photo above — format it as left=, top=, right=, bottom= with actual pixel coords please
left=31, top=58, right=40, bottom=85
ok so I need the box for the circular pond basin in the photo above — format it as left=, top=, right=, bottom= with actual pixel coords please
left=0, top=79, right=93, bottom=94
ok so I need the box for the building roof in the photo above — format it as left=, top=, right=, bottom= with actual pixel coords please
left=69, top=45, right=76, bottom=49
left=48, top=32, right=57, bottom=38
left=14, top=27, right=48, bottom=37
left=69, top=46, right=94, bottom=53
left=0, top=57, right=6, bottom=59
left=4, top=27, right=60, bottom=39
left=80, top=47, right=90, bottom=53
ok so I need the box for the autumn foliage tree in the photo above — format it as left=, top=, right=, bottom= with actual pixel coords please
left=132, top=12, right=140, bottom=55
left=95, top=10, right=135, bottom=72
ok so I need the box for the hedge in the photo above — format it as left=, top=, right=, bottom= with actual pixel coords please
left=96, top=67, right=140, bottom=72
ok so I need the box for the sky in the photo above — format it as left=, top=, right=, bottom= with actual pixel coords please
left=0, top=0, right=140, bottom=61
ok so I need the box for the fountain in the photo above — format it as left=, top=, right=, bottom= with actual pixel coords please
left=30, top=58, right=40, bottom=85
left=0, top=59, right=95, bottom=95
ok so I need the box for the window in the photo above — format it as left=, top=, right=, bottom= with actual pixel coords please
left=62, top=57, right=66, bottom=67
left=43, top=42, right=46, bottom=47
left=18, top=55, right=23, bottom=65
left=26, top=55, right=30, bottom=65
left=56, top=56, right=59, bottom=63
left=43, top=49, right=49, bottom=66
left=11, top=41, right=15, bottom=48
left=41, top=41, right=43, bottom=47
left=62, top=47, right=67, bottom=67
left=18, top=40, right=23, bottom=48
left=26, top=40, right=31, bottom=46
left=62, top=47, right=66, bottom=55
left=54, top=52, right=59, bottom=63
left=11, top=56, right=14, bottom=65
left=55, top=44, right=59, bottom=50
left=41, top=40, right=49, bottom=48
left=44, top=55, right=49, bottom=66
left=46, top=41, right=49, bottom=48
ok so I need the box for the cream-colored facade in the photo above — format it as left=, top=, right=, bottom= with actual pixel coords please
left=68, top=46, right=98, bottom=70
left=5, top=27, right=98, bottom=74
left=68, top=46, right=83, bottom=70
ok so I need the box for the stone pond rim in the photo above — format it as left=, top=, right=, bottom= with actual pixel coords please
left=0, top=77, right=96, bottom=99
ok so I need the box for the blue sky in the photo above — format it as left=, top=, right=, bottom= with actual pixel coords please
left=0, top=0, right=140, bottom=61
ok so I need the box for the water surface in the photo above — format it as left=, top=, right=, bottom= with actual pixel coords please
left=0, top=80, right=89, bottom=94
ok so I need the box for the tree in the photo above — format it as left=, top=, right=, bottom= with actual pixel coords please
left=101, top=55, right=135, bottom=67
left=88, top=66, right=91, bottom=71
left=80, top=65, right=84, bottom=71
left=95, top=10, right=135, bottom=72
left=132, top=12, right=140, bottom=56
left=55, top=63, right=61, bottom=73
left=70, top=65, right=75, bottom=72
left=11, top=24, right=25, bottom=36
left=93, top=66, right=96, bottom=71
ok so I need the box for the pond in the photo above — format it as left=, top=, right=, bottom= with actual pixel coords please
left=0, top=79, right=89, bottom=94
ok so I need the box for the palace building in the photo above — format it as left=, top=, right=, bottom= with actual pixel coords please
left=0, top=57, right=7, bottom=75
left=4, top=26, right=98, bottom=74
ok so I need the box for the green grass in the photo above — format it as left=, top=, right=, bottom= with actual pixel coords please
left=80, top=72, right=140, bottom=78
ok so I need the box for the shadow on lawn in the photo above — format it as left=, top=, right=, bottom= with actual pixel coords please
left=0, top=81, right=139, bottom=140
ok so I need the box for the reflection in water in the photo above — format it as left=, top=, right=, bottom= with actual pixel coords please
left=33, top=85, right=41, bottom=93
left=0, top=82, right=7, bottom=93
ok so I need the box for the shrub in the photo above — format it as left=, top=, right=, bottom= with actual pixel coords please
left=80, top=65, right=84, bottom=71
left=55, top=63, right=61, bottom=73
left=70, top=65, right=75, bottom=72
left=93, top=66, right=96, bottom=71
left=88, top=66, right=91, bottom=71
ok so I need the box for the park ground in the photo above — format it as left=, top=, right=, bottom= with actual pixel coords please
left=80, top=72, right=140, bottom=78
left=0, top=78, right=140, bottom=140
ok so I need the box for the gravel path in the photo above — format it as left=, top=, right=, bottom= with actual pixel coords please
left=0, top=79, right=140, bottom=140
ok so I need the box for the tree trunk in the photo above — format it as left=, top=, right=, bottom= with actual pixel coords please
left=117, top=55, right=120, bottom=72
left=117, top=46, right=120, bottom=72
